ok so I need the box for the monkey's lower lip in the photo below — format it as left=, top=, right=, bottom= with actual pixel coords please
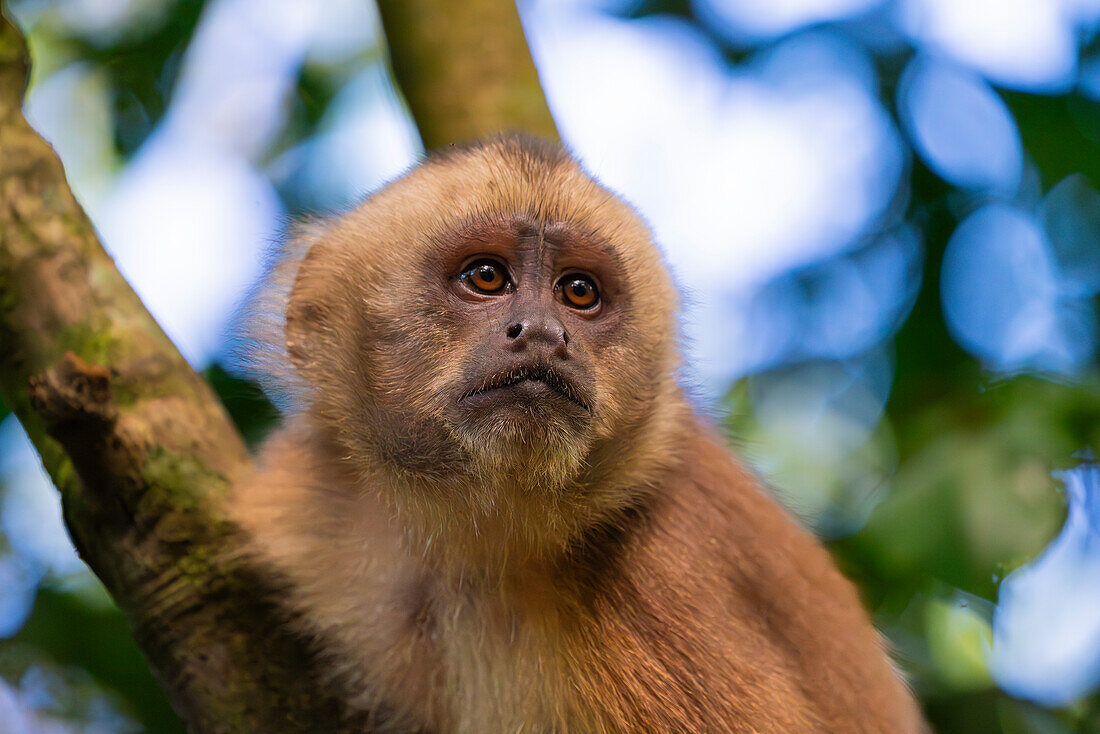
left=462, top=379, right=589, bottom=414
left=460, top=368, right=591, bottom=412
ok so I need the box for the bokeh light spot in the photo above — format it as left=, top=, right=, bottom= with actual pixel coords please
left=898, top=56, right=1022, bottom=194
left=692, top=0, right=885, bottom=44
left=896, top=0, right=1078, bottom=92
left=1039, top=174, right=1100, bottom=297
left=941, top=204, right=1097, bottom=373
left=991, top=463, right=1100, bottom=706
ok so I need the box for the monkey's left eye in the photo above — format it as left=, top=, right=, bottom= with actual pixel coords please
left=461, top=259, right=510, bottom=294
left=556, top=273, right=600, bottom=310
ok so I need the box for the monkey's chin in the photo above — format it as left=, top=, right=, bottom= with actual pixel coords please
left=452, top=386, right=592, bottom=486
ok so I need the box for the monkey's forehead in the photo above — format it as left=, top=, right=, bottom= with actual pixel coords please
left=336, top=137, right=668, bottom=272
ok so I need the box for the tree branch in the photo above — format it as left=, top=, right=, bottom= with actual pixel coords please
left=376, top=0, right=558, bottom=148
left=0, top=10, right=356, bottom=733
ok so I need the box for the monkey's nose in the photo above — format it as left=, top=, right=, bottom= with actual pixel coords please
left=505, top=317, right=569, bottom=358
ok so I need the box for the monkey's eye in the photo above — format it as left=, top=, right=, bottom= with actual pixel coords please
left=461, top=259, right=510, bottom=294
left=556, top=273, right=600, bottom=310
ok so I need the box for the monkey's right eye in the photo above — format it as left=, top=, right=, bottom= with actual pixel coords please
left=461, top=259, right=510, bottom=294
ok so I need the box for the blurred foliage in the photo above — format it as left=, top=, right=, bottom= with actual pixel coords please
left=88, top=0, right=206, bottom=155
left=202, top=364, right=279, bottom=448
left=9, top=588, right=184, bottom=732
left=21, top=0, right=210, bottom=156
left=724, top=81, right=1100, bottom=734
left=723, top=55, right=1100, bottom=734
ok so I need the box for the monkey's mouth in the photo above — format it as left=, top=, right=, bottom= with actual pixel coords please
left=460, top=365, right=592, bottom=413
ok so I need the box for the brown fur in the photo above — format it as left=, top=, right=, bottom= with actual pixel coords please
left=229, top=136, right=925, bottom=732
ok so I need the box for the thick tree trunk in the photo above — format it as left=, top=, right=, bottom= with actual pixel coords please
left=0, top=1, right=556, bottom=730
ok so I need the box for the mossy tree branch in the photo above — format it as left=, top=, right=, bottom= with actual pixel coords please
left=0, top=0, right=555, bottom=730
left=0, top=9, right=357, bottom=733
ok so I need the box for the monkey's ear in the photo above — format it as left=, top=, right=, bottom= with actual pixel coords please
left=284, top=245, right=337, bottom=380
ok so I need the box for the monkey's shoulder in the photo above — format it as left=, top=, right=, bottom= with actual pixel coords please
left=564, top=432, right=922, bottom=732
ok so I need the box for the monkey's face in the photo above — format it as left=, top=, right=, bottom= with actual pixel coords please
left=283, top=139, right=679, bottom=487
left=417, top=216, right=623, bottom=469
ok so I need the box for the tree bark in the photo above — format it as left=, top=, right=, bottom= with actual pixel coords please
left=0, top=0, right=555, bottom=730
left=0, top=8, right=358, bottom=734
left=376, top=0, right=558, bottom=148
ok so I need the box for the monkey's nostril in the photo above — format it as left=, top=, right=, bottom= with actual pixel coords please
left=506, top=323, right=523, bottom=340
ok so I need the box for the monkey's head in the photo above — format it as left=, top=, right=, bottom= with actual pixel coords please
left=280, top=137, right=682, bottom=500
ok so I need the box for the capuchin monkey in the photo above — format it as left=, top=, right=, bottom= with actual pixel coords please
left=230, top=136, right=925, bottom=733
